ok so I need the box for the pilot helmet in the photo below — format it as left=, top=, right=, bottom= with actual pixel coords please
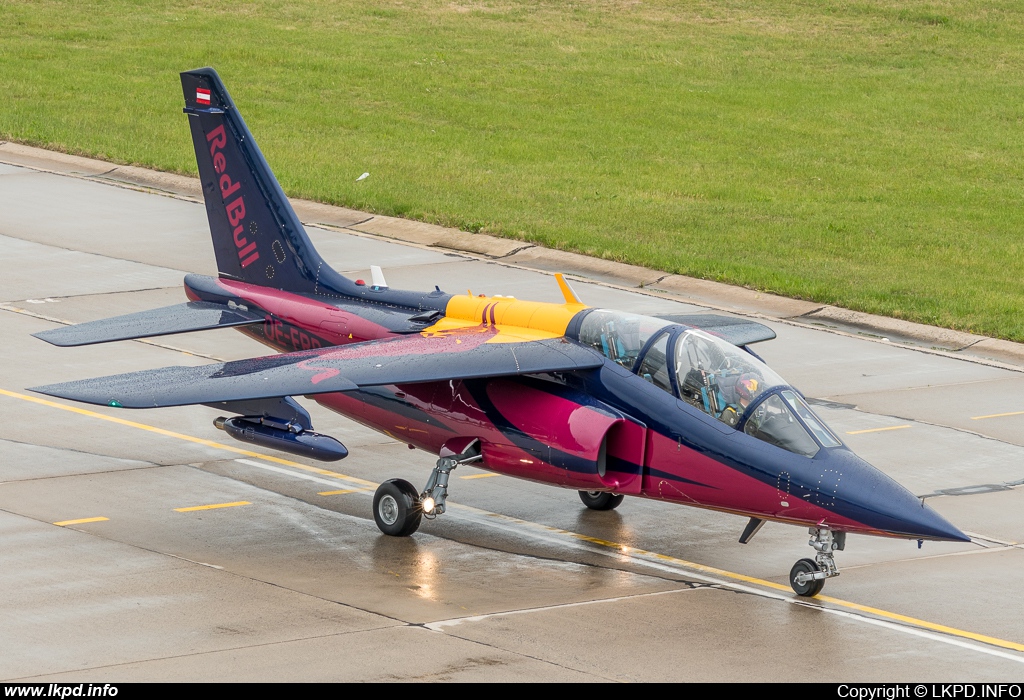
left=736, top=374, right=761, bottom=401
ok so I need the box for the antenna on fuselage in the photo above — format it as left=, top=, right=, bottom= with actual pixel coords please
left=555, top=273, right=583, bottom=305
left=370, top=265, right=388, bottom=290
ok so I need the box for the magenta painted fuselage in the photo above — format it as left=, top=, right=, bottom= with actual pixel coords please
left=193, top=275, right=965, bottom=544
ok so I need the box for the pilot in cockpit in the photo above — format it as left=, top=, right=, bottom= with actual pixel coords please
left=717, top=373, right=763, bottom=426
left=678, top=330, right=767, bottom=427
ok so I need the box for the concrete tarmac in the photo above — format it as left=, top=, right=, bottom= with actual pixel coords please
left=1, top=155, right=1023, bottom=681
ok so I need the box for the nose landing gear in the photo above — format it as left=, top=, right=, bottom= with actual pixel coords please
left=789, top=527, right=845, bottom=597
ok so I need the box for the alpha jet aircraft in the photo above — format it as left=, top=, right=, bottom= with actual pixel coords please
left=31, top=68, right=968, bottom=597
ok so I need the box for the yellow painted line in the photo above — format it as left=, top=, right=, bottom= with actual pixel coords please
left=452, top=504, right=1024, bottom=657
left=846, top=425, right=912, bottom=435
left=6, top=388, right=1024, bottom=656
left=565, top=531, right=1024, bottom=653
left=814, top=593, right=1024, bottom=652
left=569, top=532, right=791, bottom=592
left=459, top=473, right=501, bottom=480
left=971, top=410, right=1024, bottom=421
left=317, top=489, right=361, bottom=496
left=0, top=388, right=376, bottom=487
left=53, top=516, right=108, bottom=527
left=174, top=500, right=251, bottom=513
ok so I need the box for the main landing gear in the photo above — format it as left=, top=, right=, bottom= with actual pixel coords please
left=789, top=527, right=845, bottom=597
left=578, top=490, right=624, bottom=511
left=372, top=439, right=482, bottom=537
left=372, top=479, right=422, bottom=536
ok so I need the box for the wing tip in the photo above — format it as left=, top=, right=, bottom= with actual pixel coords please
left=26, top=383, right=98, bottom=405
left=31, top=329, right=77, bottom=347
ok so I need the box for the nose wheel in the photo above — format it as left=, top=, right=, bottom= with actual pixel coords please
left=789, top=527, right=844, bottom=597
left=789, top=558, right=825, bottom=597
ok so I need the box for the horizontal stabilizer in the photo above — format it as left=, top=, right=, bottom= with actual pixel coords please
left=30, top=328, right=604, bottom=409
left=33, top=302, right=264, bottom=347
left=656, top=314, right=777, bottom=347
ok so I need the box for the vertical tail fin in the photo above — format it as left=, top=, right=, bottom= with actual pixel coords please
left=180, top=68, right=341, bottom=293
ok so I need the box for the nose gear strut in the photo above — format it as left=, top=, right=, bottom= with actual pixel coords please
left=789, top=527, right=845, bottom=597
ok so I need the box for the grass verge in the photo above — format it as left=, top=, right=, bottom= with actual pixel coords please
left=2, top=1, right=1023, bottom=338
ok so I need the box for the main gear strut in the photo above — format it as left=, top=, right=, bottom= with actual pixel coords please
left=371, top=437, right=482, bottom=536
left=421, top=450, right=482, bottom=518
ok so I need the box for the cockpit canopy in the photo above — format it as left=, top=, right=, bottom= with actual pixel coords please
left=576, top=309, right=842, bottom=457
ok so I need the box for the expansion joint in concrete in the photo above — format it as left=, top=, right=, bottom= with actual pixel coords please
left=956, top=338, right=986, bottom=352
left=342, top=216, right=375, bottom=228
left=793, top=305, right=828, bottom=318
left=494, top=244, right=536, bottom=259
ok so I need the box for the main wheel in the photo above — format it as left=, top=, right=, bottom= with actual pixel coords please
left=578, top=490, right=625, bottom=511
left=790, top=558, right=825, bottom=597
left=373, top=479, right=422, bottom=536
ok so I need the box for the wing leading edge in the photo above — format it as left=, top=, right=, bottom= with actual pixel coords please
left=30, top=327, right=605, bottom=408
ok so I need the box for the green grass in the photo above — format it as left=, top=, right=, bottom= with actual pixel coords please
left=3, top=1, right=1024, bottom=339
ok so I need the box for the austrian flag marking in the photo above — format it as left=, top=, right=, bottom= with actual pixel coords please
left=196, top=88, right=211, bottom=105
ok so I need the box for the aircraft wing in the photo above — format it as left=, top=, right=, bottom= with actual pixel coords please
left=33, top=302, right=264, bottom=347
left=30, top=326, right=604, bottom=408
left=655, top=314, right=777, bottom=346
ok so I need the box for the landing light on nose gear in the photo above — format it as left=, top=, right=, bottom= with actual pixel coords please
left=789, top=527, right=845, bottom=597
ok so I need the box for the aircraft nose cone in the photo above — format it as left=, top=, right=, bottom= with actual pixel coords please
left=891, top=496, right=971, bottom=543
left=824, top=450, right=971, bottom=542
